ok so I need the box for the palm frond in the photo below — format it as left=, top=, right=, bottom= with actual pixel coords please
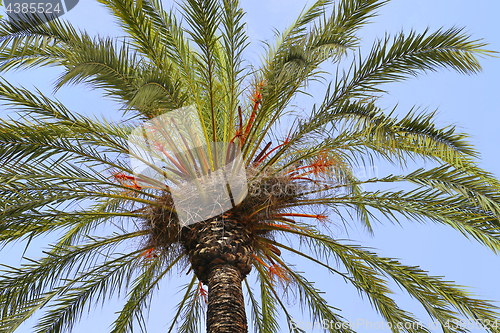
left=181, top=0, right=223, bottom=144
left=33, top=251, right=143, bottom=333
left=0, top=17, right=80, bottom=71
left=111, top=253, right=184, bottom=333
left=267, top=224, right=500, bottom=332
left=328, top=27, right=491, bottom=103
left=0, top=233, right=144, bottom=329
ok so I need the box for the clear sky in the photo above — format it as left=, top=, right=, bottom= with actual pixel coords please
left=1, top=0, right=500, bottom=332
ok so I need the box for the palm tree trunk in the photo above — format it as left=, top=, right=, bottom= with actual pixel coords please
left=207, top=264, right=247, bottom=333
left=182, top=217, right=253, bottom=332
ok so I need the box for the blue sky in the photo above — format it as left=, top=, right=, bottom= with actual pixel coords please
left=1, top=0, right=500, bottom=332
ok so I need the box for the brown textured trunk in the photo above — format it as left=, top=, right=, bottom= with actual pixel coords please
left=181, top=217, right=253, bottom=333
left=207, top=264, right=247, bottom=333
left=182, top=218, right=254, bottom=284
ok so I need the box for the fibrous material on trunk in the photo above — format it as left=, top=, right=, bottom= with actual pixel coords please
left=140, top=168, right=305, bottom=283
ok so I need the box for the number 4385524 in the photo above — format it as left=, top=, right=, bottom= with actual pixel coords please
left=5, top=2, right=62, bottom=14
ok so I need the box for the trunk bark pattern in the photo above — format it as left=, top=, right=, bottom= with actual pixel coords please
left=182, top=218, right=253, bottom=284
left=207, top=264, right=248, bottom=332
left=182, top=217, right=253, bottom=333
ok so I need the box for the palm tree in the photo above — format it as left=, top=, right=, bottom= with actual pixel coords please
left=1, top=0, right=500, bottom=332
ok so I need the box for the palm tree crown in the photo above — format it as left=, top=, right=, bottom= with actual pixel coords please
left=0, top=0, right=499, bottom=332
